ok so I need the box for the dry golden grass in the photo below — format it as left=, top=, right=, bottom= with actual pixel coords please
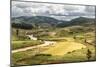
left=42, top=41, right=86, bottom=56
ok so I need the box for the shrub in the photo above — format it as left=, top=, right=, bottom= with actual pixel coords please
left=35, top=54, right=52, bottom=56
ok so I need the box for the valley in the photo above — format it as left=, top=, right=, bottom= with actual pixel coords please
left=11, top=16, right=96, bottom=66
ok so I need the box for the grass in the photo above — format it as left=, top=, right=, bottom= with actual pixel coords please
left=12, top=51, right=62, bottom=65
left=42, top=41, right=86, bottom=56
left=12, top=51, right=33, bottom=65
left=38, top=37, right=67, bottom=41
left=12, top=44, right=95, bottom=65
left=12, top=48, right=53, bottom=65
left=11, top=26, right=96, bottom=66
left=12, top=35, right=30, bottom=41
left=62, top=50, right=88, bottom=62
left=12, top=40, right=44, bottom=50
left=62, top=45, right=96, bottom=62
left=11, top=35, right=96, bottom=65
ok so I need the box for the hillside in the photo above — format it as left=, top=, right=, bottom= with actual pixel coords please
left=57, top=17, right=95, bottom=27
left=11, top=16, right=95, bottom=28
left=12, top=16, right=59, bottom=28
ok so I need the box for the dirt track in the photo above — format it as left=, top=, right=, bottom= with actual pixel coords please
left=12, top=41, right=56, bottom=53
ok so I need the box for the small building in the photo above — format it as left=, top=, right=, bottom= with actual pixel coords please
left=26, top=34, right=37, bottom=40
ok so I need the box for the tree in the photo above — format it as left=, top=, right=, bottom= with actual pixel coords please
left=12, top=23, right=33, bottom=29
left=73, top=36, right=76, bottom=39
left=87, top=49, right=92, bottom=60
left=16, top=29, right=19, bottom=36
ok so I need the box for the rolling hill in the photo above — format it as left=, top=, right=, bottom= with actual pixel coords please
left=11, top=16, right=95, bottom=28
left=57, top=17, right=95, bottom=27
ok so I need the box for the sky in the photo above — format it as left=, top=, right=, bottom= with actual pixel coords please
left=12, top=1, right=95, bottom=21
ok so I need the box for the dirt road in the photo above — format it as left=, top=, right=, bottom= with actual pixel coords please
left=12, top=41, right=56, bottom=53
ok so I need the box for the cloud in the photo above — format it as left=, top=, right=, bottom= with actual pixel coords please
left=85, top=6, right=95, bottom=13
left=12, top=1, right=95, bottom=20
left=12, top=6, right=23, bottom=17
left=15, top=3, right=32, bottom=8
left=84, top=6, right=95, bottom=17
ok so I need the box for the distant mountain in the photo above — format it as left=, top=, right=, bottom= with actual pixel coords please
left=12, top=16, right=59, bottom=28
left=12, top=16, right=95, bottom=29
left=69, top=17, right=95, bottom=25
left=57, top=17, right=95, bottom=27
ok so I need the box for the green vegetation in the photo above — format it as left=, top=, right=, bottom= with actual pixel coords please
left=11, top=16, right=96, bottom=66
left=12, top=43, right=95, bottom=65
left=12, top=35, right=30, bottom=41
left=62, top=45, right=96, bottom=62
left=12, top=40, right=44, bottom=50
left=38, top=37, right=67, bottom=41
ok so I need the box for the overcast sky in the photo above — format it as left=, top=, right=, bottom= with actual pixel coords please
left=12, top=1, right=95, bottom=21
